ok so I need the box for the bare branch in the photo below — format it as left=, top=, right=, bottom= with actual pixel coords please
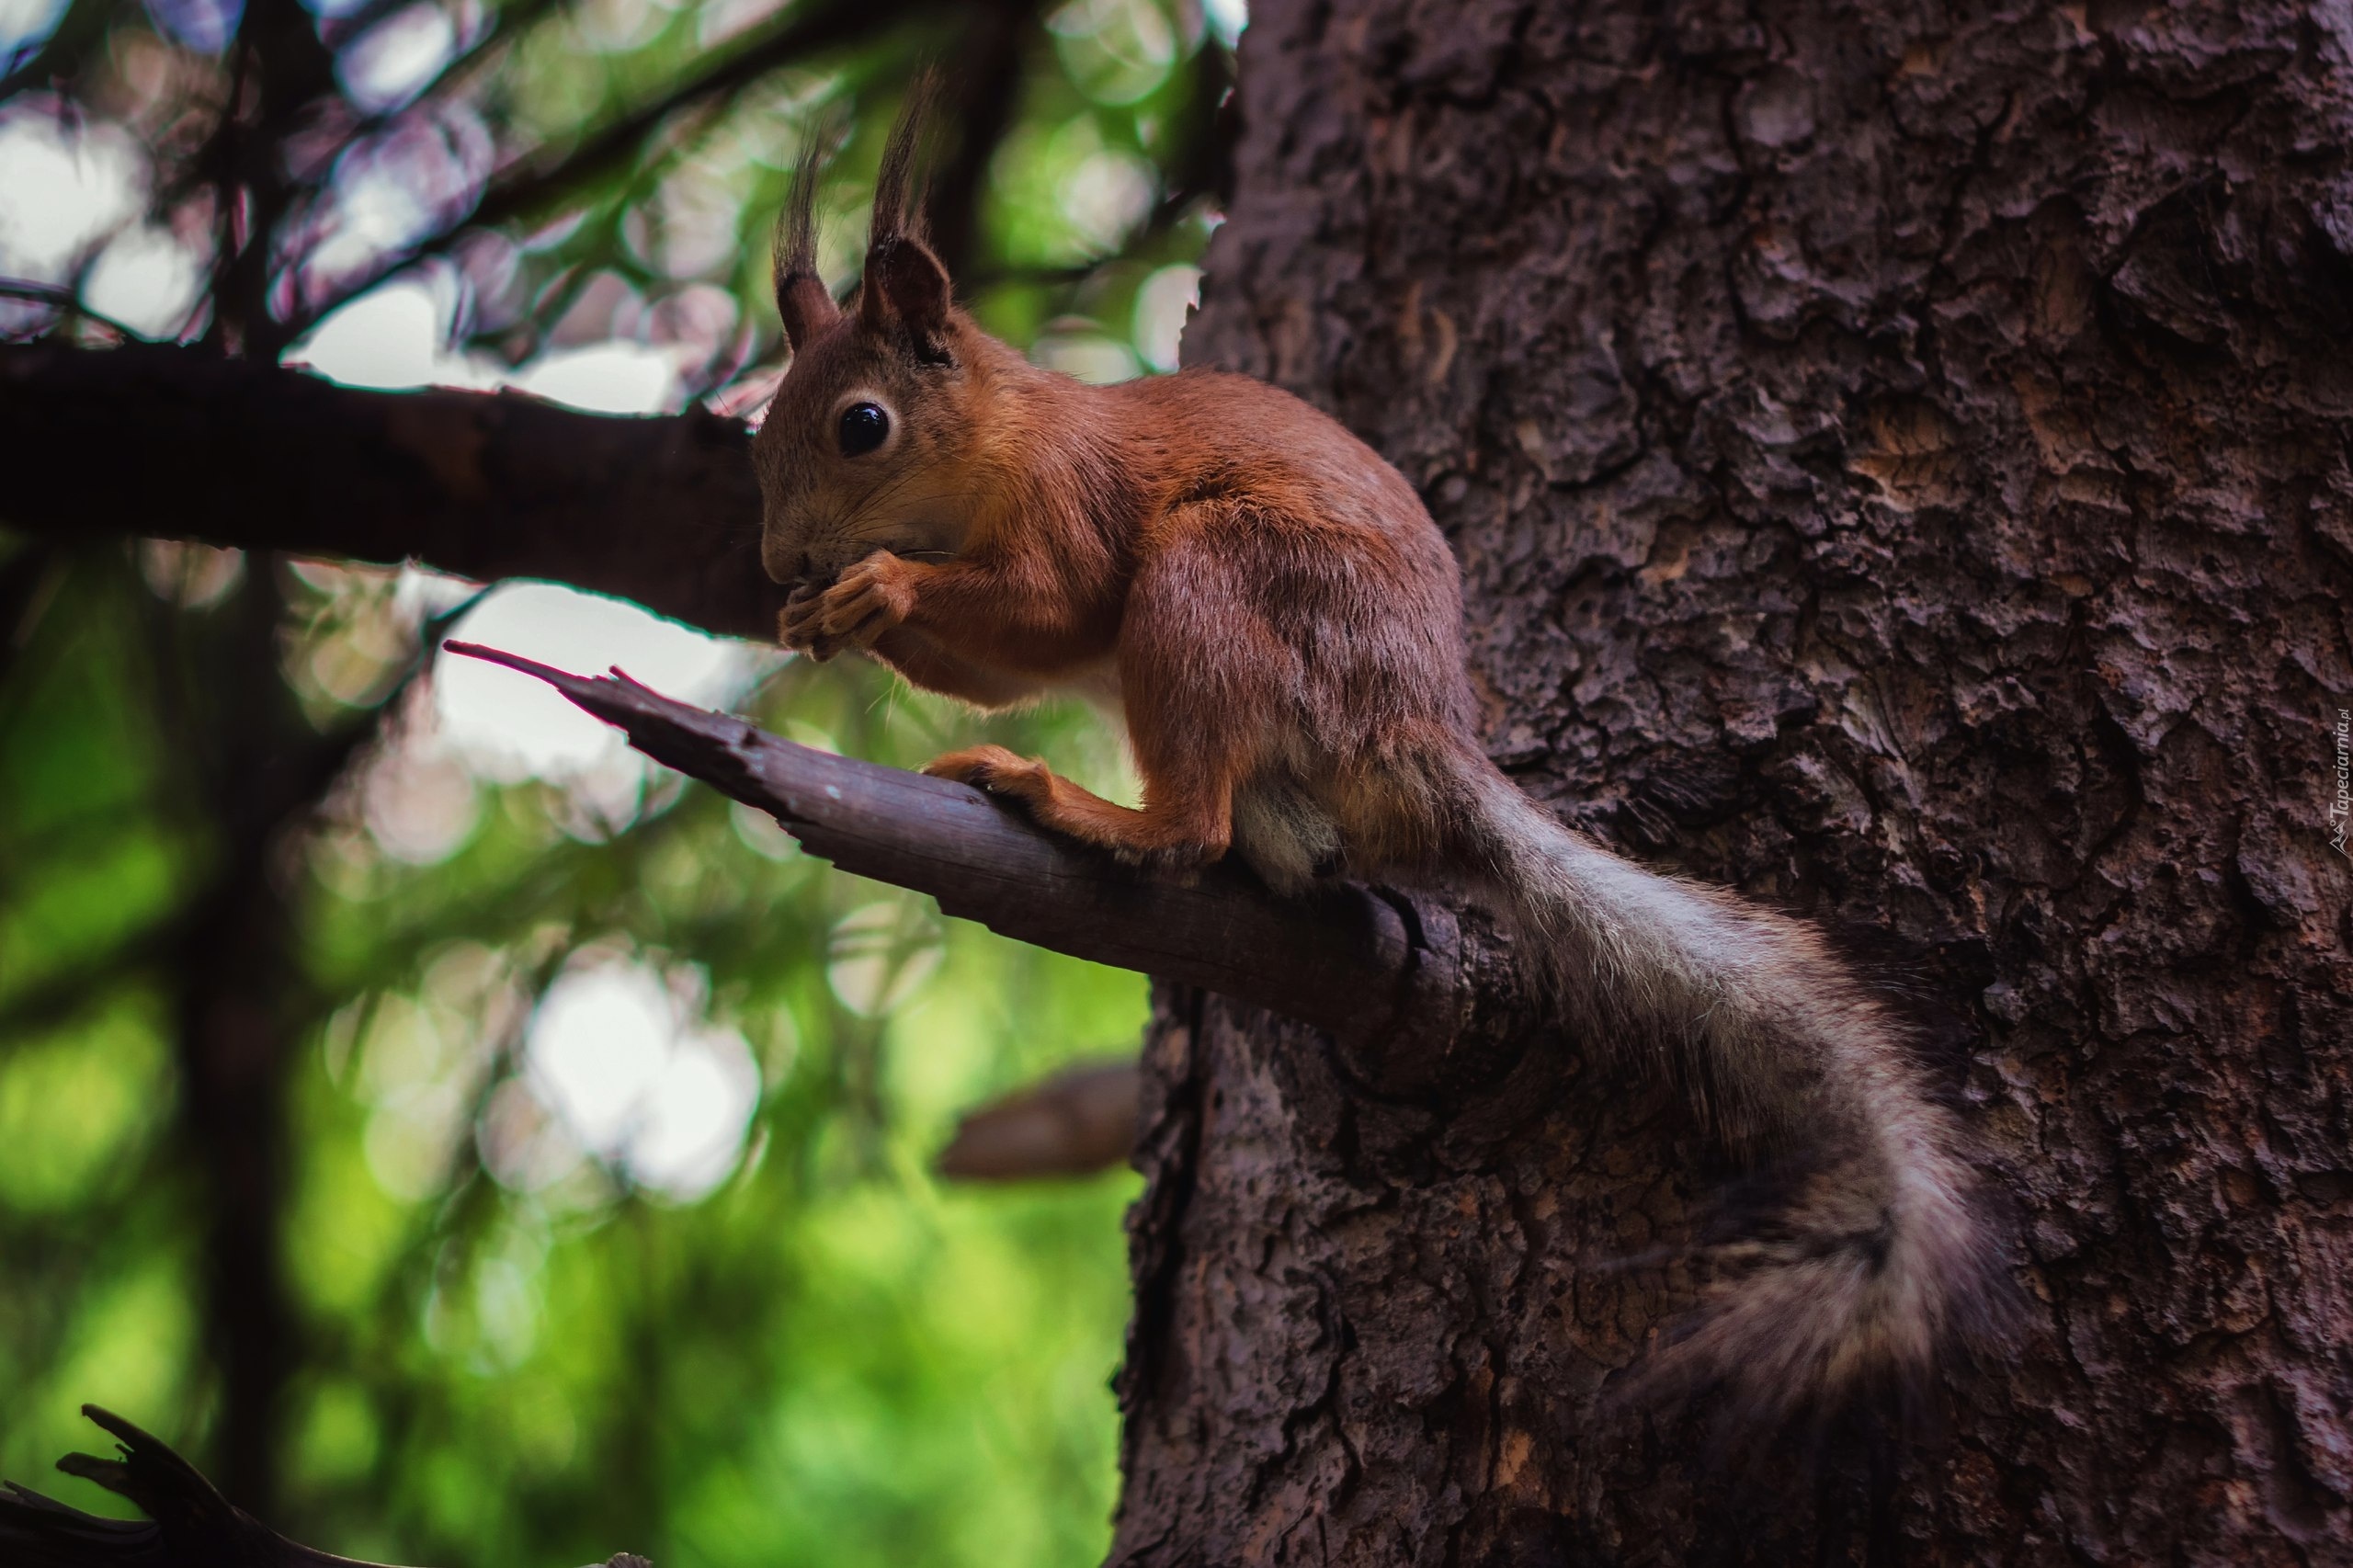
left=438, top=642, right=1528, bottom=1064
left=2, top=1406, right=356, bottom=1568
left=0, top=342, right=785, bottom=641
left=937, top=1059, right=1140, bottom=1181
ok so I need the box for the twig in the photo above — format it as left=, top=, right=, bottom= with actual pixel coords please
left=279, top=0, right=930, bottom=343
left=0, top=1405, right=650, bottom=1568
left=0, top=279, right=144, bottom=343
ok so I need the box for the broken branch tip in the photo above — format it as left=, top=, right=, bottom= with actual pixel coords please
left=439, top=640, right=586, bottom=688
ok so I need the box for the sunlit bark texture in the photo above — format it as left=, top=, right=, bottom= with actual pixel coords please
left=1110, top=2, right=2353, bottom=1563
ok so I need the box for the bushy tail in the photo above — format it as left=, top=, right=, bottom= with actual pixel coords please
left=1449, top=757, right=2006, bottom=1427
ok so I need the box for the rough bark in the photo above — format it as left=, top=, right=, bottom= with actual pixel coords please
left=0, top=343, right=785, bottom=642
left=1111, top=2, right=2353, bottom=1565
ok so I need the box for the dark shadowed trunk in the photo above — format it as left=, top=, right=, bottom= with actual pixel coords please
left=145, top=562, right=387, bottom=1517
left=1110, top=2, right=2353, bottom=1563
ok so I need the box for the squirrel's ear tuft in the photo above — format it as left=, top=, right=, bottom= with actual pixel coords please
left=858, top=71, right=953, bottom=360
left=859, top=235, right=953, bottom=360
left=773, top=131, right=839, bottom=352
left=868, top=70, right=940, bottom=255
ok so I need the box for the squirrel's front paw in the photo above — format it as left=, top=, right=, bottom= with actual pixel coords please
left=778, top=581, right=842, bottom=660
left=796, top=551, right=917, bottom=656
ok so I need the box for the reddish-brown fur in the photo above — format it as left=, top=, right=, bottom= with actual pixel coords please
left=757, top=250, right=1483, bottom=884
left=749, top=93, right=2007, bottom=1430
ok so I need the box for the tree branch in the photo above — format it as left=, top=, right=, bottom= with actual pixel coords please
left=439, top=641, right=1520, bottom=1058
left=0, top=279, right=144, bottom=342
left=936, top=1059, right=1140, bottom=1180
left=0, top=341, right=785, bottom=641
left=0, top=1406, right=650, bottom=1568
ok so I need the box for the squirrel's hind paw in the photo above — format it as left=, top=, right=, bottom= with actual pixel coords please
left=924, top=744, right=1045, bottom=795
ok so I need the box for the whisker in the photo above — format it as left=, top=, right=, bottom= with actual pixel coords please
left=845, top=461, right=918, bottom=519
left=864, top=484, right=973, bottom=510
left=846, top=457, right=968, bottom=522
left=840, top=519, right=957, bottom=545
left=839, top=490, right=974, bottom=539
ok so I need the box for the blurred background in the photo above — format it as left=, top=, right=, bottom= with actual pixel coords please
left=0, top=0, right=1238, bottom=1562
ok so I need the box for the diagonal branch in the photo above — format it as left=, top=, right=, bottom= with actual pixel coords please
left=2, top=1406, right=353, bottom=1568
left=440, top=641, right=1511, bottom=1054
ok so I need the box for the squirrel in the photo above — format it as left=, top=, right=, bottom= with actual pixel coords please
left=749, top=85, right=2006, bottom=1429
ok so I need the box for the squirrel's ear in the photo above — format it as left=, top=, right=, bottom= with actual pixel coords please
left=776, top=273, right=838, bottom=353
left=859, top=235, right=953, bottom=361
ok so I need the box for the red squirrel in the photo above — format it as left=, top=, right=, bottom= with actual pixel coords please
left=750, top=92, right=2004, bottom=1426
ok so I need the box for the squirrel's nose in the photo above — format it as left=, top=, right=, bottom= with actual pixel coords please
left=760, top=538, right=810, bottom=587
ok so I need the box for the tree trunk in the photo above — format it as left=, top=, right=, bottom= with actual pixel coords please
left=1110, top=2, right=2353, bottom=1563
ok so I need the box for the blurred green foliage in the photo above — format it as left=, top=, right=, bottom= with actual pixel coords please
left=0, top=0, right=1237, bottom=1561
left=0, top=544, right=1151, bottom=1565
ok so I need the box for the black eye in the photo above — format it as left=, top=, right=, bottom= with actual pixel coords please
left=837, top=402, right=889, bottom=456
